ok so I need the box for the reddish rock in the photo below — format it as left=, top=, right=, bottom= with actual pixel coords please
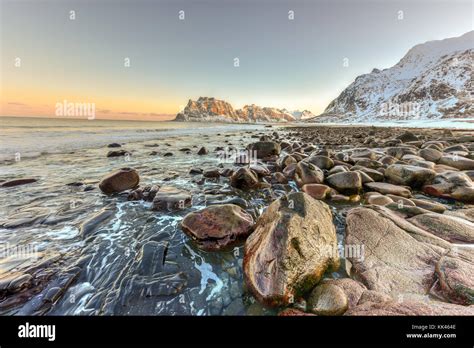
left=181, top=204, right=254, bottom=251
left=99, top=168, right=139, bottom=194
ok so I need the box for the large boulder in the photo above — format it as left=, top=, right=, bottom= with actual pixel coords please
left=99, top=168, right=139, bottom=194
left=345, top=205, right=474, bottom=305
left=243, top=192, right=339, bottom=307
left=385, top=164, right=436, bottom=188
left=294, top=161, right=324, bottom=187
left=326, top=171, right=362, bottom=194
left=181, top=204, right=254, bottom=251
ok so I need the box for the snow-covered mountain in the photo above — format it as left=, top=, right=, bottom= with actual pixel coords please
left=282, top=109, right=316, bottom=120
left=313, top=31, right=473, bottom=122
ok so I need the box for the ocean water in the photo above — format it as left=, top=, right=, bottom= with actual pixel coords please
left=0, top=117, right=264, bottom=162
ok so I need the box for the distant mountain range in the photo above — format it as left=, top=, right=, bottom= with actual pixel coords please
left=174, top=97, right=314, bottom=123
left=174, top=32, right=473, bottom=123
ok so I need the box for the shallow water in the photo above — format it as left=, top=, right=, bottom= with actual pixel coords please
left=1, top=124, right=290, bottom=315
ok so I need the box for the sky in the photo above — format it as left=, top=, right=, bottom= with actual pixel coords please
left=0, top=0, right=472, bottom=120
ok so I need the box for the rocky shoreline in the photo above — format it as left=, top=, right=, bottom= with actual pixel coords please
left=1, top=125, right=474, bottom=315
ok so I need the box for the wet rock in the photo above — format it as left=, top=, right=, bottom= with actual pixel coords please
left=106, top=150, right=130, bottom=157
left=189, top=168, right=203, bottom=175
left=230, top=167, right=260, bottom=190
left=181, top=204, right=254, bottom=251
left=1, top=179, right=37, bottom=187
left=294, top=161, right=324, bottom=187
left=249, top=164, right=271, bottom=177
left=326, top=171, right=362, bottom=195
left=244, top=192, right=339, bottom=307
left=408, top=213, right=474, bottom=244
left=107, top=143, right=122, bottom=148
left=307, top=283, right=348, bottom=316
left=385, top=164, right=436, bottom=188
left=302, top=184, right=331, bottom=200
left=203, top=168, right=220, bottom=178
left=79, top=206, right=115, bottom=237
left=364, top=182, right=411, bottom=198
left=127, top=185, right=160, bottom=202
left=247, top=141, right=281, bottom=159
left=152, top=186, right=191, bottom=211
left=345, top=300, right=474, bottom=316
left=99, top=168, right=139, bottom=194
left=197, top=147, right=208, bottom=155
left=351, top=167, right=384, bottom=181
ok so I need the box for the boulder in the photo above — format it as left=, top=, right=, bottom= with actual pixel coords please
left=345, top=205, right=474, bottom=304
left=106, top=150, right=129, bottom=157
left=244, top=192, right=339, bottom=307
left=294, top=161, right=324, bottom=187
left=307, top=283, right=348, bottom=315
left=302, top=184, right=331, bottom=200
left=197, top=147, right=208, bottom=155
left=247, top=141, right=281, bottom=159
left=306, top=155, right=334, bottom=170
left=230, top=167, right=260, bottom=190
left=99, top=168, right=139, bottom=194
left=438, top=154, right=474, bottom=170
left=152, top=186, right=191, bottom=211
left=397, top=131, right=419, bottom=143
left=181, top=204, right=254, bottom=251
left=364, top=182, right=411, bottom=198
left=423, top=171, right=474, bottom=203
left=326, top=172, right=362, bottom=194
left=419, top=148, right=443, bottom=162
left=385, top=164, right=436, bottom=188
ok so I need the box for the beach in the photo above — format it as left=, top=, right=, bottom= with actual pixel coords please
left=1, top=117, right=473, bottom=315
